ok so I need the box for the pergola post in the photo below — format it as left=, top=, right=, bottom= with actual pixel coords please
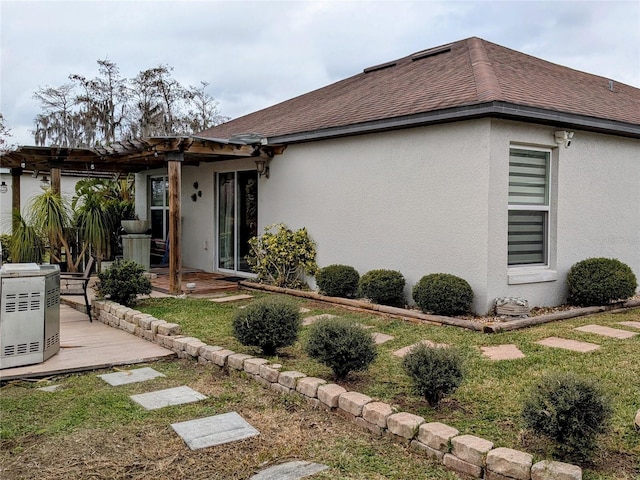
left=51, top=167, right=61, bottom=195
left=11, top=167, right=22, bottom=233
left=166, top=153, right=182, bottom=294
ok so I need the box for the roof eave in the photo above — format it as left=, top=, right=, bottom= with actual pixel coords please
left=266, top=102, right=640, bottom=145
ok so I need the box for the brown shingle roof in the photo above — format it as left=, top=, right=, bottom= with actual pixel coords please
left=199, top=37, right=640, bottom=141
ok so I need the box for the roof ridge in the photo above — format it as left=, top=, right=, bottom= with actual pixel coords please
left=467, top=37, right=503, bottom=102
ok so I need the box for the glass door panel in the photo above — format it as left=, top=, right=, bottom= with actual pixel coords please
left=218, top=172, right=235, bottom=270
left=238, top=171, right=258, bottom=273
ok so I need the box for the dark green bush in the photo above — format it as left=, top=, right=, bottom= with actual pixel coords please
left=522, top=372, right=612, bottom=458
left=402, top=343, right=464, bottom=406
left=316, top=264, right=360, bottom=298
left=412, top=273, right=474, bottom=315
left=358, top=269, right=406, bottom=307
left=96, top=260, right=152, bottom=307
left=232, top=296, right=301, bottom=355
left=305, top=318, right=377, bottom=379
left=567, top=257, right=637, bottom=306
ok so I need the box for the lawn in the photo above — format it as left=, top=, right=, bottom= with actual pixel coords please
left=137, top=293, right=640, bottom=479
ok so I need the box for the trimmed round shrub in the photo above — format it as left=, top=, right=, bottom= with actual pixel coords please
left=232, top=296, right=301, bottom=355
left=305, top=318, right=377, bottom=379
left=567, top=257, right=637, bottom=306
left=412, top=273, right=474, bottom=315
left=316, top=264, right=360, bottom=298
left=522, top=372, right=612, bottom=458
left=96, top=260, right=152, bottom=307
left=402, top=343, right=464, bottom=407
left=358, top=269, right=406, bottom=307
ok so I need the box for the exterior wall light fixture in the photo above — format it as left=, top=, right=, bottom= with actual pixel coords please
left=554, top=130, right=574, bottom=148
left=255, top=159, right=270, bottom=178
left=40, top=175, right=50, bottom=189
left=0, top=181, right=7, bottom=194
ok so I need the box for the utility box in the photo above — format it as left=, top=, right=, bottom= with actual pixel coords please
left=0, top=263, right=61, bottom=369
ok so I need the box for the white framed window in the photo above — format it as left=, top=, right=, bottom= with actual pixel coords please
left=508, top=148, right=551, bottom=266
left=149, top=175, right=169, bottom=240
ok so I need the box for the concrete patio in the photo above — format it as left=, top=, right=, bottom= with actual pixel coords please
left=0, top=303, right=175, bottom=382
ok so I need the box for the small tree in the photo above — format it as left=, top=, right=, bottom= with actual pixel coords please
left=247, top=223, right=318, bottom=288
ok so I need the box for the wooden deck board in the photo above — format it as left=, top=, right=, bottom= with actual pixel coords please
left=0, top=305, right=175, bottom=381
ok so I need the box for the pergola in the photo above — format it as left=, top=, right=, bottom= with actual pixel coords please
left=0, top=135, right=284, bottom=293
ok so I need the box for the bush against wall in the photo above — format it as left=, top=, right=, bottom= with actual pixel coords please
left=358, top=269, right=406, bottom=307
left=96, top=260, right=152, bottom=307
left=412, top=273, right=474, bottom=315
left=522, top=372, right=612, bottom=458
left=402, top=343, right=464, bottom=407
left=232, top=296, right=301, bottom=355
left=566, top=257, right=637, bottom=306
left=247, top=223, right=318, bottom=289
left=316, top=264, right=360, bottom=298
left=305, top=318, right=377, bottom=379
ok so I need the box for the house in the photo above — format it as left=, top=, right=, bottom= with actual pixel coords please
left=151, top=36, right=636, bottom=314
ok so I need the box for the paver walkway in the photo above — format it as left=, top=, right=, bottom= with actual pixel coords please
left=371, top=332, right=394, bottom=345
left=393, top=340, right=448, bottom=358
left=171, top=412, right=260, bottom=450
left=617, top=321, right=640, bottom=329
left=250, top=461, right=329, bottom=479
left=210, top=294, right=254, bottom=303
left=98, top=367, right=166, bottom=386
left=575, top=324, right=638, bottom=339
left=130, top=386, right=207, bottom=410
left=536, top=337, right=600, bottom=352
left=480, top=344, right=525, bottom=360
left=302, top=314, right=337, bottom=326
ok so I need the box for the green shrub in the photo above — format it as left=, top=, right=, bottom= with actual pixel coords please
left=96, top=260, right=152, bottom=307
left=402, top=343, right=464, bottom=407
left=0, top=234, right=12, bottom=263
left=247, top=223, right=318, bottom=289
left=316, top=264, right=360, bottom=298
left=566, top=257, right=637, bottom=306
left=522, top=372, right=612, bottom=458
left=358, top=269, right=406, bottom=307
left=412, top=273, right=474, bottom=315
left=305, top=318, right=377, bottom=379
left=232, top=297, right=301, bottom=355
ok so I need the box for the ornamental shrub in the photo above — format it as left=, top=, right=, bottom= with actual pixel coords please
left=316, top=264, right=360, bottom=298
left=247, top=223, right=318, bottom=289
left=233, top=296, right=301, bottom=355
left=96, top=260, right=152, bottom=307
left=358, top=269, right=406, bottom=307
left=402, top=343, right=464, bottom=407
left=522, top=372, right=612, bottom=458
left=412, top=273, right=474, bottom=315
left=305, top=318, right=377, bottom=379
left=0, top=234, right=12, bottom=263
left=566, top=257, right=637, bottom=306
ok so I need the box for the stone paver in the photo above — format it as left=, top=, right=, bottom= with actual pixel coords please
left=130, top=385, right=206, bottom=410
left=531, top=460, right=582, bottom=480
left=209, top=294, right=254, bottom=303
left=302, top=314, right=337, bottom=326
left=338, top=391, right=372, bottom=416
left=486, top=447, right=533, bottom=480
left=481, top=344, right=525, bottom=360
left=299, top=307, right=311, bottom=313
left=575, top=324, right=638, bottom=339
left=98, top=367, right=166, bottom=386
left=171, top=411, right=259, bottom=450
left=393, top=339, right=448, bottom=358
left=317, top=383, right=347, bottom=408
left=38, top=384, right=63, bottom=392
left=617, top=321, right=640, bottom=330
left=250, top=460, right=329, bottom=480
left=451, top=434, right=494, bottom=466
left=387, top=412, right=424, bottom=439
left=371, top=332, right=394, bottom=345
left=417, top=422, right=459, bottom=451
left=535, top=337, right=600, bottom=352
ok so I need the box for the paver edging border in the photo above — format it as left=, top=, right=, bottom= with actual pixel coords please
left=91, top=300, right=583, bottom=480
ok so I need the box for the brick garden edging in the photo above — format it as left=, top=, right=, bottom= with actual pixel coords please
left=92, top=300, right=583, bottom=480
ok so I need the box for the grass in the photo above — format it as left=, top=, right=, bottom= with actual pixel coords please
left=137, top=293, right=640, bottom=479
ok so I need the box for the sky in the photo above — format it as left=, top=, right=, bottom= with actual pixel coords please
left=1, top=0, right=639, bottom=146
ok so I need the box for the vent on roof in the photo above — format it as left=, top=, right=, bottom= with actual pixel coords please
left=363, top=61, right=397, bottom=74
left=411, top=44, right=452, bottom=61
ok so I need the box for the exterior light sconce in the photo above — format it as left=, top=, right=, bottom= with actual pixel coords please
left=20, top=160, right=26, bottom=168
left=255, top=159, right=270, bottom=178
left=90, top=162, right=95, bottom=170
left=40, top=175, right=50, bottom=189
left=0, top=181, right=7, bottom=194
left=554, top=130, right=574, bottom=148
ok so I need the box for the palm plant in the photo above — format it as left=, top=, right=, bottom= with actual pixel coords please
left=9, top=212, right=44, bottom=263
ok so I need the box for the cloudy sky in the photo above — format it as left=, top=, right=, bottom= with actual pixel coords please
left=1, top=0, right=639, bottom=146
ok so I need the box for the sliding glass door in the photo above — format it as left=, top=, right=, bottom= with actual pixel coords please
left=217, top=170, right=258, bottom=273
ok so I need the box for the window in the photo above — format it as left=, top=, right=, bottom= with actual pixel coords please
left=149, top=176, right=169, bottom=240
left=508, top=148, right=550, bottom=266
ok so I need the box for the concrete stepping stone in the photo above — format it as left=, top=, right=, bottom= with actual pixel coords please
left=299, top=307, right=311, bottom=313
left=172, top=411, right=259, bottom=450
left=371, top=332, right=394, bottom=345
left=130, top=386, right=206, bottom=410
left=38, top=384, right=63, bottom=392
left=393, top=339, right=448, bottom=358
left=481, top=344, right=525, bottom=360
left=617, top=321, right=640, bottom=330
left=98, top=367, right=166, bottom=386
left=575, top=324, right=638, bottom=339
left=210, top=294, right=253, bottom=303
left=250, top=460, right=329, bottom=479
left=302, top=314, right=337, bottom=326
left=536, top=337, right=600, bottom=352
